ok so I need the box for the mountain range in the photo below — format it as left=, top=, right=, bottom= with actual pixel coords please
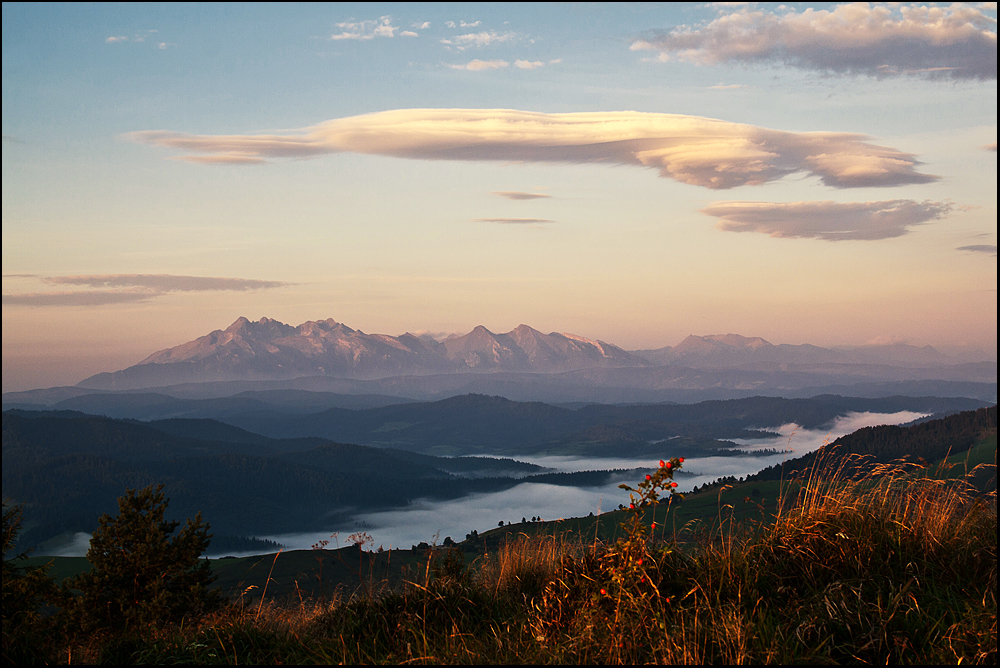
left=77, top=317, right=641, bottom=390
left=638, top=333, right=960, bottom=368
left=73, top=317, right=995, bottom=393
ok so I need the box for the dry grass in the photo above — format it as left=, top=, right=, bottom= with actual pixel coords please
left=527, top=454, right=996, bottom=664
left=14, top=454, right=997, bottom=664
left=473, top=533, right=576, bottom=597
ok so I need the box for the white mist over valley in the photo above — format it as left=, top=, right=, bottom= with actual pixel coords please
left=256, top=411, right=927, bottom=554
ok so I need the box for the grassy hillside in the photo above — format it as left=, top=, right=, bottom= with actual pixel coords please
left=6, top=409, right=995, bottom=664
left=10, top=439, right=994, bottom=664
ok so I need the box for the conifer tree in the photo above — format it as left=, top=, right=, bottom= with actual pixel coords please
left=64, top=484, right=223, bottom=632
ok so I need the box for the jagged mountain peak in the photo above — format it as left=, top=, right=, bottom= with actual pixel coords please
left=79, top=317, right=649, bottom=390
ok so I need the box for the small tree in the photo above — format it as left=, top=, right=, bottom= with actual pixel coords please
left=3, top=501, right=56, bottom=663
left=63, top=485, right=223, bottom=632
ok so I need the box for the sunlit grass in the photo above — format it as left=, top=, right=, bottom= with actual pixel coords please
left=17, top=449, right=998, bottom=665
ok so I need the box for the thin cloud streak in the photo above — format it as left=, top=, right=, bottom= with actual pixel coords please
left=45, top=274, right=290, bottom=291
left=170, top=155, right=267, bottom=165
left=127, top=108, right=939, bottom=190
left=3, top=290, right=158, bottom=307
left=4, top=275, right=291, bottom=307
left=632, top=2, right=997, bottom=80
left=472, top=218, right=556, bottom=225
left=491, top=191, right=552, bottom=200
left=957, top=244, right=997, bottom=255
left=701, top=199, right=954, bottom=241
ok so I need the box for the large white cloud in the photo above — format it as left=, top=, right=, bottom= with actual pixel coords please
left=127, top=108, right=938, bottom=190
left=701, top=199, right=954, bottom=241
left=632, top=3, right=997, bottom=80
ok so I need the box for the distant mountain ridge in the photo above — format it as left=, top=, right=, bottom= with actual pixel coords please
left=69, top=317, right=996, bottom=393
left=79, top=317, right=643, bottom=390
left=634, top=333, right=962, bottom=368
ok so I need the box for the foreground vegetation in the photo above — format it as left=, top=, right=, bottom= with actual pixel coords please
left=4, top=442, right=996, bottom=664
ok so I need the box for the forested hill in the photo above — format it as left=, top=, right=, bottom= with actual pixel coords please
left=748, top=406, right=997, bottom=482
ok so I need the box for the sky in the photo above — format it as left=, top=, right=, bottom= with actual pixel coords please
left=2, top=2, right=997, bottom=392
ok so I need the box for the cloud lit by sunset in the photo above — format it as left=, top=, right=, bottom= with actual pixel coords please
left=127, top=109, right=939, bottom=190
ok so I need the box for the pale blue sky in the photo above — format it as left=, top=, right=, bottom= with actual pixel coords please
left=3, top=2, right=996, bottom=391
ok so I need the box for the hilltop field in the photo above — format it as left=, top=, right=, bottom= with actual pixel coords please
left=4, top=407, right=995, bottom=664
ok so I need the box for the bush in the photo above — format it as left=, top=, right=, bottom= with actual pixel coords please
left=62, top=484, right=224, bottom=634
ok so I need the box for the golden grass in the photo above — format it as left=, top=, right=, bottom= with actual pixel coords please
left=15, top=450, right=997, bottom=664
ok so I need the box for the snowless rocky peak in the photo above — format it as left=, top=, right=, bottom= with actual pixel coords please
left=674, top=334, right=773, bottom=352
left=704, top=334, right=772, bottom=349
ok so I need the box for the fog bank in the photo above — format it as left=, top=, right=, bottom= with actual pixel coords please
left=263, top=411, right=926, bottom=552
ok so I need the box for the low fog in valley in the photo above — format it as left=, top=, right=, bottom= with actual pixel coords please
left=255, top=411, right=927, bottom=554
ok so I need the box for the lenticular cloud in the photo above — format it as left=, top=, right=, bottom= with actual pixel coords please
left=127, top=108, right=937, bottom=190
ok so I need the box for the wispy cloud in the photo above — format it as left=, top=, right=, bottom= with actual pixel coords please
left=441, top=30, right=515, bottom=50
left=44, top=274, right=289, bottom=291
left=957, top=244, right=997, bottom=255
left=514, top=59, right=544, bottom=69
left=331, top=16, right=398, bottom=40
left=985, top=142, right=998, bottom=152
left=491, top=191, right=552, bottom=200
left=448, top=59, right=508, bottom=71
left=701, top=200, right=954, bottom=241
left=105, top=30, right=162, bottom=46
left=3, top=290, right=158, bottom=307
left=170, top=154, right=267, bottom=165
left=127, top=108, right=938, bottom=190
left=472, top=218, right=556, bottom=225
left=632, top=3, right=997, bottom=80
left=3, top=274, right=291, bottom=308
